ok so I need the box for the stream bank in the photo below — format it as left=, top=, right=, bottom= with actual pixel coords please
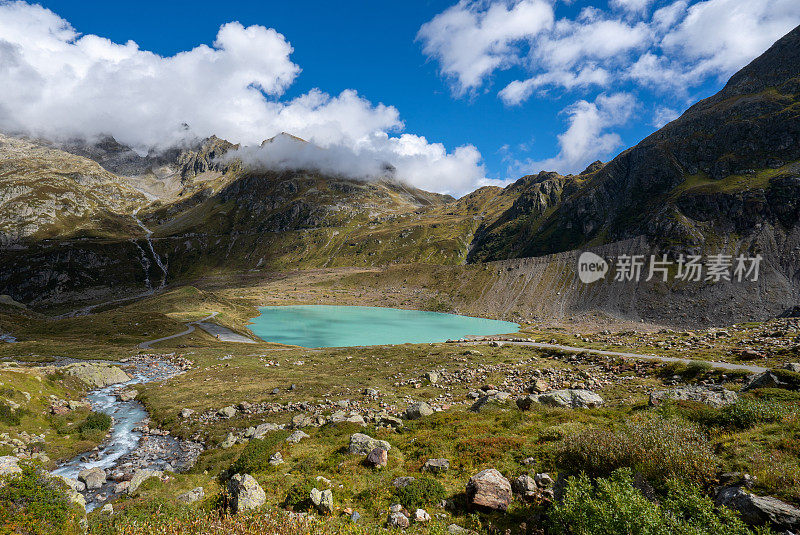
left=51, top=354, right=203, bottom=512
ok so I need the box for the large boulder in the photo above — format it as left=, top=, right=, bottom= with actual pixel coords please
left=742, top=371, right=789, bottom=391
left=470, top=391, right=512, bottom=412
left=128, top=469, right=162, bottom=494
left=423, top=458, right=450, bottom=474
left=65, top=363, right=130, bottom=388
left=716, top=486, right=800, bottom=531
left=310, top=487, right=334, bottom=514
left=286, top=430, right=309, bottom=444
left=251, top=422, right=281, bottom=439
left=466, top=468, right=512, bottom=511
left=78, top=467, right=106, bottom=490
left=217, top=406, right=237, bottom=419
left=518, top=389, right=603, bottom=409
left=228, top=473, right=266, bottom=513
left=649, top=385, right=738, bottom=408
left=348, top=433, right=391, bottom=455
left=0, top=456, right=21, bottom=477
left=176, top=487, right=205, bottom=504
left=366, top=448, right=388, bottom=468
left=512, top=474, right=538, bottom=499
left=403, top=401, right=434, bottom=420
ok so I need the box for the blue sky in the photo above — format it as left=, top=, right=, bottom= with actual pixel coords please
left=2, top=0, right=799, bottom=194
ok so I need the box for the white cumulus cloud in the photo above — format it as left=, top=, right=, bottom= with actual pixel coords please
left=0, top=0, right=487, bottom=196
left=516, top=92, right=637, bottom=175
left=417, top=0, right=554, bottom=95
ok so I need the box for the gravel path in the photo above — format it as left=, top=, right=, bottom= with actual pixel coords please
left=138, top=312, right=217, bottom=349
left=466, top=340, right=767, bottom=373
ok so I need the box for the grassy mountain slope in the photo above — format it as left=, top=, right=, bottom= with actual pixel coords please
left=472, top=24, right=800, bottom=261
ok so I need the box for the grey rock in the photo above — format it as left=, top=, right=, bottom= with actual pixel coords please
left=228, top=473, right=266, bottom=513
left=220, top=432, right=236, bottom=449
left=393, top=477, right=416, bottom=489
left=470, top=391, right=512, bottom=412
left=291, top=414, right=313, bottom=429
left=217, top=406, right=237, bottom=419
left=414, top=508, right=431, bottom=522
left=176, top=487, right=204, bottom=504
left=65, top=363, right=131, bottom=388
left=286, top=430, right=309, bottom=444
left=269, top=452, right=284, bottom=466
left=388, top=512, right=410, bottom=528
left=310, top=488, right=333, bottom=514
left=743, top=371, right=793, bottom=391
left=518, top=389, right=603, bottom=409
left=716, top=486, right=800, bottom=531
left=379, top=415, right=404, bottom=429
left=78, top=467, right=106, bottom=490
left=425, top=371, right=439, bottom=384
left=403, top=401, right=433, bottom=420
left=423, top=458, right=450, bottom=473
left=366, top=447, right=388, bottom=468
left=348, top=433, right=391, bottom=455
left=649, top=385, right=738, bottom=408
left=466, top=468, right=512, bottom=511
left=0, top=456, right=21, bottom=476
left=251, top=422, right=281, bottom=439
left=512, top=474, right=537, bottom=498
left=128, top=469, right=162, bottom=494
left=534, top=473, right=554, bottom=488
left=179, top=408, right=195, bottom=418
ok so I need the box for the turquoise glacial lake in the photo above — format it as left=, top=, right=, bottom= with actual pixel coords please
left=249, top=305, right=519, bottom=348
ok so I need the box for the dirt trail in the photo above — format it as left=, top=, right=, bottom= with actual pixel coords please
left=465, top=340, right=767, bottom=373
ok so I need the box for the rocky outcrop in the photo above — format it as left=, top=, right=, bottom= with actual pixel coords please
left=716, top=486, right=800, bottom=531
left=403, top=401, right=433, bottom=420
left=517, top=389, right=603, bottom=409
left=348, top=433, right=391, bottom=455
left=65, top=363, right=131, bottom=388
left=228, top=473, right=266, bottom=513
left=649, top=385, right=738, bottom=407
left=128, top=469, right=162, bottom=494
left=466, top=469, right=512, bottom=511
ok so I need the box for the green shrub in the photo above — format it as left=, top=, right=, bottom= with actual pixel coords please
left=282, top=479, right=317, bottom=512
left=78, top=412, right=112, bottom=433
left=0, top=462, right=83, bottom=535
left=393, top=477, right=445, bottom=509
left=230, top=431, right=289, bottom=474
left=557, top=416, right=718, bottom=486
left=0, top=401, right=22, bottom=426
left=548, top=469, right=768, bottom=535
left=717, top=398, right=796, bottom=429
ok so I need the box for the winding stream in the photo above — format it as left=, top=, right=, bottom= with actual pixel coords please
left=50, top=358, right=195, bottom=512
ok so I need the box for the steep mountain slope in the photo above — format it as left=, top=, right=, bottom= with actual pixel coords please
left=473, top=24, right=800, bottom=260
left=0, top=135, right=147, bottom=244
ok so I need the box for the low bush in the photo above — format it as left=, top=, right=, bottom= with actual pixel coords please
left=282, top=479, right=317, bottom=512
left=0, top=401, right=22, bottom=426
left=393, top=477, right=446, bottom=509
left=77, top=412, right=112, bottom=440
left=0, top=462, right=84, bottom=535
left=717, top=398, right=796, bottom=429
left=78, top=412, right=112, bottom=433
left=557, top=416, right=718, bottom=486
left=548, top=469, right=769, bottom=535
left=230, top=431, right=289, bottom=475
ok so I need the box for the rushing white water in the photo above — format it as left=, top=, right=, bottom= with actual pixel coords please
left=51, top=373, right=149, bottom=481
left=131, top=207, right=168, bottom=289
